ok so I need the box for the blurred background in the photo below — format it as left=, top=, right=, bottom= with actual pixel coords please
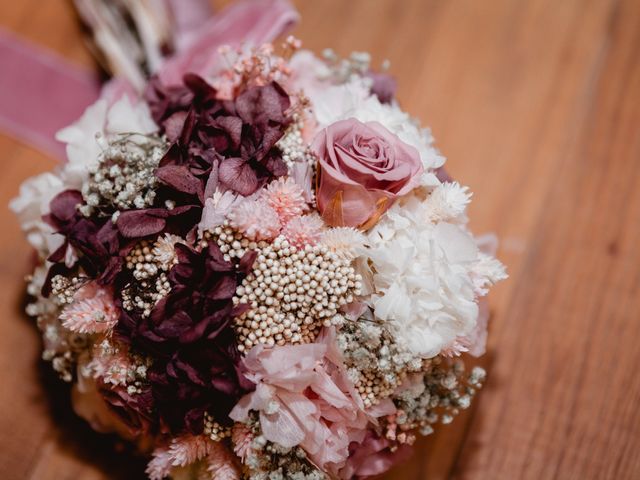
left=1, top=0, right=639, bottom=479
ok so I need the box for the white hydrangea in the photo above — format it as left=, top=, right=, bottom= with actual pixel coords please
left=56, top=96, right=157, bottom=189
left=10, top=172, right=65, bottom=258
left=10, top=95, right=158, bottom=259
left=363, top=192, right=506, bottom=358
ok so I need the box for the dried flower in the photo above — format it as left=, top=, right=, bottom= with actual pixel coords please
left=281, top=213, right=325, bottom=249
left=228, top=197, right=281, bottom=241
left=60, top=283, right=118, bottom=334
left=261, top=176, right=308, bottom=223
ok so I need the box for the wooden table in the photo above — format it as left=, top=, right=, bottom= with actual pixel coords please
left=1, top=0, right=639, bottom=479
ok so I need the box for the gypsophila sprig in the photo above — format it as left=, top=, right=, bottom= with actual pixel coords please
left=12, top=9, right=506, bottom=478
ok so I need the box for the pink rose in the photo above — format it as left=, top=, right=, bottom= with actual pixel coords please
left=312, top=118, right=423, bottom=228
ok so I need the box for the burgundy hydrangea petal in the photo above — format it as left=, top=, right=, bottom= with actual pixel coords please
left=239, top=250, right=258, bottom=273
left=183, top=73, right=218, bottom=105
left=435, top=166, right=453, bottom=183
left=215, top=115, right=243, bottom=150
left=146, top=75, right=291, bottom=201
left=174, top=358, right=207, bottom=386
left=183, top=408, right=206, bottom=434
left=178, top=318, right=212, bottom=344
left=235, top=82, right=290, bottom=126
left=208, top=276, right=238, bottom=300
left=48, top=189, right=83, bottom=224
left=205, top=243, right=235, bottom=272
left=48, top=242, right=69, bottom=263
left=163, top=111, right=189, bottom=142
left=116, top=210, right=167, bottom=238
left=156, top=311, right=193, bottom=338
left=219, top=157, right=259, bottom=195
left=179, top=109, right=197, bottom=147
left=156, top=164, right=203, bottom=196
left=99, top=383, right=156, bottom=436
left=115, top=238, right=256, bottom=434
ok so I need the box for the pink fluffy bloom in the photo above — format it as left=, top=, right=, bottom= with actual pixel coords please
left=60, top=282, right=118, bottom=334
left=230, top=328, right=394, bottom=475
left=231, top=423, right=254, bottom=461
left=147, top=435, right=225, bottom=480
left=228, top=197, right=281, bottom=241
left=281, top=213, right=325, bottom=249
left=146, top=447, right=173, bottom=480
left=262, top=176, right=307, bottom=223
left=206, top=442, right=241, bottom=479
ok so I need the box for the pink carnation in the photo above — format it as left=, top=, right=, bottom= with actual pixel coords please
left=281, top=213, right=325, bottom=249
left=60, top=282, right=118, bottom=334
left=230, top=328, right=393, bottom=475
left=228, top=197, right=281, bottom=240
left=262, top=177, right=307, bottom=223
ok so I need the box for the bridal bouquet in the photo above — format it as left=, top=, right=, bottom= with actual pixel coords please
left=11, top=8, right=506, bottom=479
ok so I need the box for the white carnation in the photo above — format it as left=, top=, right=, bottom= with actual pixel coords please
left=364, top=195, right=505, bottom=358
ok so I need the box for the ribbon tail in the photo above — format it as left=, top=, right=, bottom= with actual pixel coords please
left=158, top=0, right=300, bottom=86
left=0, top=27, right=101, bottom=160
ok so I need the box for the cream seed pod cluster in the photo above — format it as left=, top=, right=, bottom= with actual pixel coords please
left=12, top=13, right=506, bottom=478
left=233, top=236, right=362, bottom=351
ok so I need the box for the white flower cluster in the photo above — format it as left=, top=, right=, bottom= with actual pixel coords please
left=361, top=186, right=507, bottom=358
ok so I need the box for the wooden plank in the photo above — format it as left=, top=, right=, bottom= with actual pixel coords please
left=452, top=0, right=640, bottom=478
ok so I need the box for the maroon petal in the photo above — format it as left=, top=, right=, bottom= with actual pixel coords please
left=239, top=250, right=257, bottom=273
left=209, top=276, right=238, bottom=300
left=49, top=190, right=83, bottom=223
left=156, top=164, right=202, bottom=196
left=218, top=157, right=259, bottom=195
left=163, top=111, right=188, bottom=142
left=117, top=210, right=167, bottom=238
left=215, top=115, right=243, bottom=150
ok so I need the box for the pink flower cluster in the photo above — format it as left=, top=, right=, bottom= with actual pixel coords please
left=230, top=328, right=395, bottom=476
left=229, top=176, right=324, bottom=247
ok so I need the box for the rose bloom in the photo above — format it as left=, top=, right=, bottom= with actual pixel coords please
left=312, top=118, right=423, bottom=228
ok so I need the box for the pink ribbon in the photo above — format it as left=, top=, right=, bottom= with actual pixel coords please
left=158, top=0, right=300, bottom=86
left=0, top=28, right=101, bottom=159
left=0, top=0, right=299, bottom=159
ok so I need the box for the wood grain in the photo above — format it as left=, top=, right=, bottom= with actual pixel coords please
left=0, top=0, right=639, bottom=479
